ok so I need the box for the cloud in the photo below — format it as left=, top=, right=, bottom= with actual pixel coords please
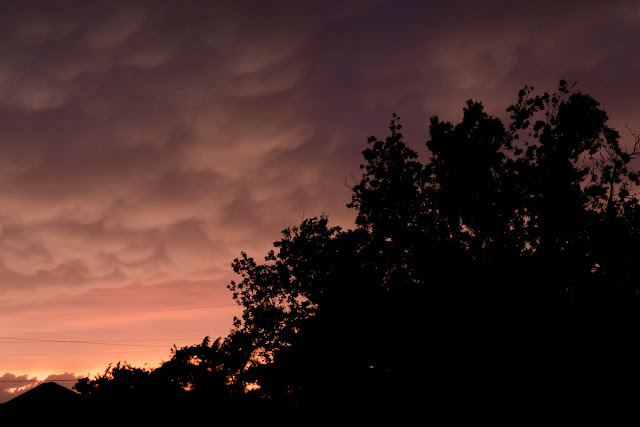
left=85, top=5, right=146, bottom=50
left=0, top=0, right=638, bottom=276
left=0, top=372, right=82, bottom=403
left=0, top=373, right=39, bottom=404
left=43, top=372, right=83, bottom=388
left=0, top=0, right=640, bottom=383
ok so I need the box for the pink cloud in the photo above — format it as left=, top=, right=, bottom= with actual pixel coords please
left=0, top=0, right=639, bottom=383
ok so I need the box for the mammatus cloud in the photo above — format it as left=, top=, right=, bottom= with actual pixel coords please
left=0, top=0, right=639, bottom=399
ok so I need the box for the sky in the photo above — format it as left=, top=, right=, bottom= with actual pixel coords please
left=1, top=0, right=640, bottom=402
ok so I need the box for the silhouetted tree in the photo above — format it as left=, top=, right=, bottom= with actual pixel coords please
left=73, top=335, right=254, bottom=422
left=74, top=362, right=151, bottom=401
left=226, top=81, right=640, bottom=424
left=154, top=334, right=251, bottom=398
left=75, top=81, right=640, bottom=424
left=227, top=216, right=343, bottom=361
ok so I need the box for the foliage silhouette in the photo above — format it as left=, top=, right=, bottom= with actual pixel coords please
left=75, top=81, right=640, bottom=424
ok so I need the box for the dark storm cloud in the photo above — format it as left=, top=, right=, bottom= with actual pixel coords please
left=1, top=0, right=639, bottom=383
left=0, top=0, right=636, bottom=281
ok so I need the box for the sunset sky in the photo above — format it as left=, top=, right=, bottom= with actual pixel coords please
left=1, top=0, right=640, bottom=402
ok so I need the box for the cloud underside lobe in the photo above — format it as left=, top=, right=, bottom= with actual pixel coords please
left=0, top=0, right=639, bottom=290
left=0, top=0, right=639, bottom=395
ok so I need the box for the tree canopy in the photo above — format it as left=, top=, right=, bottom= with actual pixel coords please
left=75, top=81, right=640, bottom=424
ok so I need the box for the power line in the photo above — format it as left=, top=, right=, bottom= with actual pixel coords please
left=56, top=291, right=230, bottom=297
left=0, top=338, right=203, bottom=345
left=0, top=336, right=169, bottom=348
left=0, top=304, right=238, bottom=317
left=0, top=350, right=164, bottom=356
left=0, top=379, right=78, bottom=383
left=0, top=329, right=228, bottom=335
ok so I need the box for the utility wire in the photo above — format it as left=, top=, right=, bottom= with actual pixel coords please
left=0, top=379, right=78, bottom=383
left=0, top=329, right=228, bottom=335
left=0, top=304, right=238, bottom=317
left=0, top=350, right=164, bottom=356
left=56, top=291, right=229, bottom=296
left=0, top=336, right=170, bottom=347
left=0, top=338, right=201, bottom=344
